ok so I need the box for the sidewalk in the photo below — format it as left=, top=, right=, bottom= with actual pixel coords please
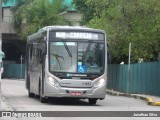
left=0, top=96, right=13, bottom=111
left=106, top=89, right=160, bottom=106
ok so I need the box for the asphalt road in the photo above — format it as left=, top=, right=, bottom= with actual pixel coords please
left=1, top=79, right=160, bottom=120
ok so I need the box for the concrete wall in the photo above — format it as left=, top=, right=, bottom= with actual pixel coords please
left=61, top=11, right=82, bottom=26
left=2, top=8, right=16, bottom=34
left=2, top=8, right=82, bottom=34
left=3, top=8, right=12, bottom=22
left=1, top=22, right=16, bottom=34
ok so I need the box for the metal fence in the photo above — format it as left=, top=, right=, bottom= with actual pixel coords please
left=3, top=64, right=25, bottom=79
left=107, top=62, right=160, bottom=96
left=3, top=62, right=160, bottom=96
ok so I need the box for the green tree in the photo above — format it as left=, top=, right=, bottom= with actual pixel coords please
left=12, top=0, right=68, bottom=40
left=75, top=0, right=160, bottom=63
left=2, top=0, right=11, bottom=3
left=73, top=0, right=95, bottom=25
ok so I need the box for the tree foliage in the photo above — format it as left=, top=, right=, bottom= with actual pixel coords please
left=74, top=0, right=160, bottom=63
left=2, top=0, right=10, bottom=3
left=12, top=0, right=68, bottom=40
left=72, top=0, right=95, bottom=25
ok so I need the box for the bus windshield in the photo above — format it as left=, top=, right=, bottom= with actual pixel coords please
left=49, top=41, right=105, bottom=74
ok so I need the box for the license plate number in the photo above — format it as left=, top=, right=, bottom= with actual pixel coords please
left=71, top=92, right=81, bottom=96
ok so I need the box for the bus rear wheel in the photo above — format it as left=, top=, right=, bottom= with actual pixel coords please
left=88, top=99, right=97, bottom=105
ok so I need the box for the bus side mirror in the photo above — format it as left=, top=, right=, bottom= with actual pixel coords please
left=108, top=51, right=112, bottom=63
left=40, top=43, right=47, bottom=64
left=43, top=37, right=47, bottom=55
left=42, top=43, right=47, bottom=57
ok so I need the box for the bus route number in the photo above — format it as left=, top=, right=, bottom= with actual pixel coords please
left=82, top=82, right=91, bottom=86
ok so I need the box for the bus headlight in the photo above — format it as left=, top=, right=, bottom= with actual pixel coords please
left=48, top=76, right=58, bottom=86
left=94, top=78, right=105, bottom=87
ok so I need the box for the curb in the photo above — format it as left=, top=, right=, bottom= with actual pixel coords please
left=1, top=96, right=14, bottom=111
left=147, top=98, right=160, bottom=106
left=106, top=90, right=160, bottom=106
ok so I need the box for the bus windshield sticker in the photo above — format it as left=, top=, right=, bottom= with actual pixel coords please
left=78, top=65, right=86, bottom=73
left=78, top=62, right=82, bottom=65
left=55, top=42, right=75, bottom=46
left=66, top=42, right=76, bottom=46
left=56, top=42, right=64, bottom=46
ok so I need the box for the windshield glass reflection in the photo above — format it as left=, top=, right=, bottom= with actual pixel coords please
left=49, top=41, right=105, bottom=74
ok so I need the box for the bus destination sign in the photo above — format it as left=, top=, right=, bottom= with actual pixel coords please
left=55, top=32, right=100, bottom=40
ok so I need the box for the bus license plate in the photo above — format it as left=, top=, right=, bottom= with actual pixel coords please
left=71, top=92, right=81, bottom=96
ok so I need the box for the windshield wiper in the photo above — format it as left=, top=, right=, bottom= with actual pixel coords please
left=51, top=53, right=64, bottom=70
left=51, top=53, right=64, bottom=60
left=83, top=41, right=92, bottom=57
left=63, top=42, right=72, bottom=57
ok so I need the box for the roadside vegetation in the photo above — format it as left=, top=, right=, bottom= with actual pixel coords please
left=73, top=0, right=160, bottom=63
left=3, top=0, right=160, bottom=63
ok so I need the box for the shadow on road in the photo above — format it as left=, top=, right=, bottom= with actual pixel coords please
left=33, top=96, right=100, bottom=106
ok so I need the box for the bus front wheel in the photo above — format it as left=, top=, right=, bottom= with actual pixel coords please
left=39, top=84, right=48, bottom=103
left=40, top=95, right=48, bottom=103
left=88, top=98, right=97, bottom=105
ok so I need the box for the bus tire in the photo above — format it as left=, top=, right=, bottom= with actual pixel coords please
left=28, top=91, right=35, bottom=98
left=39, top=82, right=48, bottom=103
left=40, top=93, right=48, bottom=103
left=88, top=98, right=97, bottom=105
left=40, top=96, right=48, bottom=103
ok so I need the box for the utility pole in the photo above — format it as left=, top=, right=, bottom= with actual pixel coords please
left=20, top=55, right=23, bottom=79
left=127, top=43, right=131, bottom=94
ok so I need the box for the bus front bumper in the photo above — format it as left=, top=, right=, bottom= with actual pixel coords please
left=44, top=84, right=106, bottom=99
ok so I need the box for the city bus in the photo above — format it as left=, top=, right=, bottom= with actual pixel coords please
left=25, top=26, right=108, bottom=104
